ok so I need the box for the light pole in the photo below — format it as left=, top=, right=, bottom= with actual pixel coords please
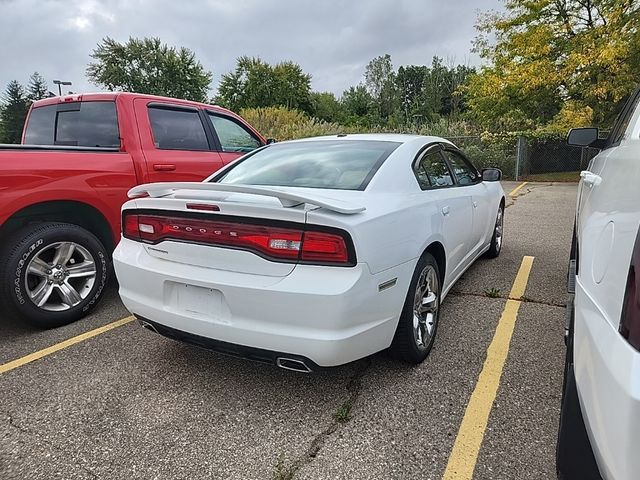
left=53, top=80, right=72, bottom=96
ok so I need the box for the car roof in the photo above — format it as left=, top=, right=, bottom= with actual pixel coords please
left=280, top=133, right=451, bottom=145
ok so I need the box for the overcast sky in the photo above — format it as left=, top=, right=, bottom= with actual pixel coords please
left=0, top=0, right=503, bottom=98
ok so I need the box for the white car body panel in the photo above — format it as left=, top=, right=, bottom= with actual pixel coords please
left=113, top=134, right=505, bottom=367
left=573, top=90, right=640, bottom=480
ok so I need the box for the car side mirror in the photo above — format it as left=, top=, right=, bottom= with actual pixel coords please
left=266, top=138, right=277, bottom=145
left=567, top=128, right=605, bottom=148
left=482, top=168, right=502, bottom=182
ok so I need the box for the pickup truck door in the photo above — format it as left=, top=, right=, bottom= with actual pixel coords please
left=134, top=100, right=224, bottom=183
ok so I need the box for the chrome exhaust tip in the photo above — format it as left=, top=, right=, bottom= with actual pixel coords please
left=139, top=319, right=159, bottom=334
left=276, top=357, right=312, bottom=373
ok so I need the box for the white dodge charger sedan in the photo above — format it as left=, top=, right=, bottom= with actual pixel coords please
left=113, top=134, right=505, bottom=371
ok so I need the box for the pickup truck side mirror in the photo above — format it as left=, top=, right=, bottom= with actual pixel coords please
left=266, top=138, right=277, bottom=145
left=567, top=128, right=606, bottom=149
left=482, top=168, right=502, bottom=182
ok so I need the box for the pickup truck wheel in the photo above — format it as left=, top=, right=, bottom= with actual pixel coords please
left=555, top=312, right=602, bottom=480
left=0, top=222, right=108, bottom=328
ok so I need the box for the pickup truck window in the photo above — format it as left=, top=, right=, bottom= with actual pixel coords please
left=608, top=88, right=640, bottom=147
left=148, top=107, right=209, bottom=151
left=24, top=101, right=119, bottom=147
left=207, top=113, right=261, bottom=153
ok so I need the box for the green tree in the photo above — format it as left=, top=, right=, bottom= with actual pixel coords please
left=341, top=85, right=374, bottom=125
left=309, top=91, right=344, bottom=122
left=396, top=65, right=428, bottom=123
left=364, top=54, right=398, bottom=121
left=86, top=37, right=212, bottom=102
left=27, top=72, right=48, bottom=102
left=468, top=0, right=640, bottom=130
left=0, top=80, right=29, bottom=144
left=216, top=56, right=312, bottom=112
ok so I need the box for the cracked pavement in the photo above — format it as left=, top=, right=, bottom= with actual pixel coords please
left=0, top=182, right=576, bottom=479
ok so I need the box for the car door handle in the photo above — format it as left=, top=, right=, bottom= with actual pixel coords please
left=441, top=206, right=450, bottom=216
left=580, top=170, right=602, bottom=187
left=473, top=201, right=478, bottom=208
left=153, top=164, right=176, bottom=171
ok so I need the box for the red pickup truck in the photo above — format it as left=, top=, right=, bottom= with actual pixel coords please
left=0, top=92, right=266, bottom=328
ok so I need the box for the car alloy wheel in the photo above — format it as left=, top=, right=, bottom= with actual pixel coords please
left=495, top=207, right=504, bottom=252
left=25, top=241, right=97, bottom=312
left=412, top=264, right=440, bottom=350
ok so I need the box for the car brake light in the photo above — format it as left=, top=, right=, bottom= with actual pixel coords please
left=122, top=213, right=354, bottom=266
left=301, top=231, right=349, bottom=263
left=620, top=227, right=640, bottom=351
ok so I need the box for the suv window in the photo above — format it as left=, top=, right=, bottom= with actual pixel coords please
left=24, top=102, right=119, bottom=147
left=207, top=113, right=261, bottom=153
left=415, top=150, right=454, bottom=189
left=148, top=107, right=209, bottom=151
left=443, top=150, right=479, bottom=185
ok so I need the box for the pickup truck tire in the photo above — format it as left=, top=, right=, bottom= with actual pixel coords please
left=0, top=222, right=108, bottom=328
left=556, top=303, right=602, bottom=480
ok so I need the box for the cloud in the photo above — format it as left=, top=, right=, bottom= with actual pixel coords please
left=0, top=0, right=502, bottom=98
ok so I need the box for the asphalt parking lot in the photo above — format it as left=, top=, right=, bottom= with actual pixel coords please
left=1, top=181, right=576, bottom=480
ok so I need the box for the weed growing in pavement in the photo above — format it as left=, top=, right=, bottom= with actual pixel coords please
left=273, top=453, right=295, bottom=480
left=334, top=400, right=353, bottom=423
left=485, top=287, right=501, bottom=298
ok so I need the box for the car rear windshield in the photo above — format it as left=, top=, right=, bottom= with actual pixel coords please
left=214, top=140, right=400, bottom=190
left=24, top=101, right=120, bottom=148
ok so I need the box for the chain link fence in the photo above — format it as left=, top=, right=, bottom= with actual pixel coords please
left=447, top=135, right=601, bottom=181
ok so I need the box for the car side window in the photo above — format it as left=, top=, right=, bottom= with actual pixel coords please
left=443, top=150, right=479, bottom=186
left=148, top=106, right=209, bottom=151
left=415, top=150, right=454, bottom=189
left=207, top=114, right=261, bottom=153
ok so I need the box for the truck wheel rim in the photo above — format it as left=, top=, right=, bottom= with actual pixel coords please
left=413, top=265, right=439, bottom=349
left=24, top=241, right=97, bottom=312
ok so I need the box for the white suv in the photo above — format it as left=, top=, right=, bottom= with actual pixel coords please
left=557, top=87, right=640, bottom=480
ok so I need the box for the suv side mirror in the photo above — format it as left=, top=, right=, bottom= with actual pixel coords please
left=567, top=128, right=604, bottom=148
left=482, top=168, right=502, bottom=182
left=266, top=138, right=277, bottom=145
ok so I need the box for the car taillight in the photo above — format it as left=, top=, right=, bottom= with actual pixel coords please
left=301, top=231, right=349, bottom=263
left=122, top=212, right=354, bottom=266
left=620, top=227, right=640, bottom=351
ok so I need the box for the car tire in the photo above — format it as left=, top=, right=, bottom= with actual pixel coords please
left=389, top=252, right=441, bottom=364
left=485, top=204, right=504, bottom=258
left=0, top=222, right=109, bottom=328
left=556, top=320, right=602, bottom=480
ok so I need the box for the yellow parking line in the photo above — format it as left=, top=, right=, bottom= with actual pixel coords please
left=0, top=315, right=135, bottom=375
left=508, top=181, right=528, bottom=197
left=442, top=256, right=535, bottom=480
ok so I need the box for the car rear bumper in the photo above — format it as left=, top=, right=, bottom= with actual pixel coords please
left=113, top=239, right=412, bottom=367
left=574, top=278, right=640, bottom=480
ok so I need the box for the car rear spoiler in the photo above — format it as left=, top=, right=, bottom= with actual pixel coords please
left=128, top=182, right=366, bottom=215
